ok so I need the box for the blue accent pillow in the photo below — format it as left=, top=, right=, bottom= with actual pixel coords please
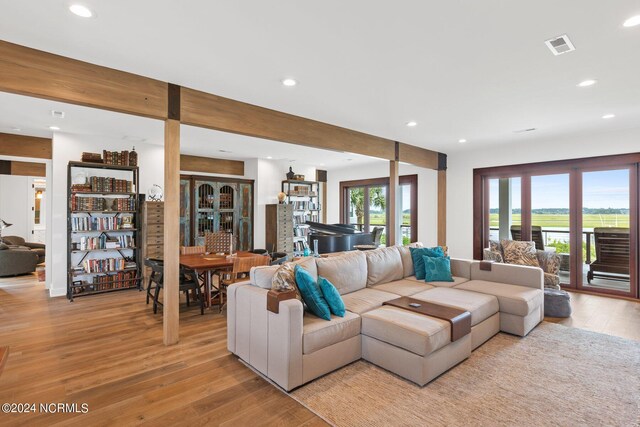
left=423, top=255, right=454, bottom=282
left=294, top=265, right=331, bottom=320
left=410, top=246, right=445, bottom=280
left=318, top=276, right=345, bottom=317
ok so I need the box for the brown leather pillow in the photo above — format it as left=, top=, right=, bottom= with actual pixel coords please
left=501, top=240, right=540, bottom=267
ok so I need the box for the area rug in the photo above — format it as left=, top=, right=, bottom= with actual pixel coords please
left=291, top=322, right=640, bottom=427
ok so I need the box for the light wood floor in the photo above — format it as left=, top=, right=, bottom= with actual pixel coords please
left=0, top=275, right=326, bottom=427
left=0, top=275, right=638, bottom=426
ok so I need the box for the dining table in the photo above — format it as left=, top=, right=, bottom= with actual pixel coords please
left=179, top=251, right=265, bottom=309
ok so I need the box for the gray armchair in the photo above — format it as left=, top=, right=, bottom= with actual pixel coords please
left=2, top=236, right=45, bottom=264
left=0, top=243, right=39, bottom=276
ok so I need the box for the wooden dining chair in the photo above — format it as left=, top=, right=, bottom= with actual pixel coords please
left=218, top=255, right=270, bottom=311
left=205, top=231, right=233, bottom=254
left=180, top=245, right=206, bottom=255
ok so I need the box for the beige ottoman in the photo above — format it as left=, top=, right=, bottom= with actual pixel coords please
left=361, top=306, right=471, bottom=386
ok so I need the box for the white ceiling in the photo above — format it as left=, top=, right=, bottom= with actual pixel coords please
left=0, top=1, right=639, bottom=153
left=0, top=91, right=378, bottom=169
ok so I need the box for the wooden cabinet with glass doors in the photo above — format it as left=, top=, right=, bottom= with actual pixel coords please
left=179, top=175, right=254, bottom=251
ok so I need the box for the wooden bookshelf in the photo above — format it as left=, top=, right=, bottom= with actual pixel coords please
left=67, top=162, right=141, bottom=301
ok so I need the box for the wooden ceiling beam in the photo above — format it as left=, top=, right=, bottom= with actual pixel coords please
left=180, top=154, right=244, bottom=176
left=0, top=40, right=168, bottom=119
left=180, top=87, right=399, bottom=161
left=0, top=133, right=52, bottom=159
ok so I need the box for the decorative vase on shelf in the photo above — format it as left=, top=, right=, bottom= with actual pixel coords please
left=286, top=167, right=295, bottom=180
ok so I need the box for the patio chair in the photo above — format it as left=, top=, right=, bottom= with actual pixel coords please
left=510, top=225, right=545, bottom=251
left=587, top=227, right=630, bottom=284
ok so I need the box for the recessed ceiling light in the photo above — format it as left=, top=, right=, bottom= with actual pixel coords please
left=623, top=15, right=640, bottom=27
left=282, top=78, right=297, bottom=87
left=266, top=156, right=273, bottom=159
left=69, top=4, right=93, bottom=18
left=458, top=139, right=467, bottom=143
left=577, top=79, right=597, bottom=87
left=406, top=121, right=417, bottom=127
left=602, top=114, right=615, bottom=119
left=49, top=126, right=60, bottom=131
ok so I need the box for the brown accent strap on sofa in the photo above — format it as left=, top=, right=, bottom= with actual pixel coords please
left=267, top=289, right=297, bottom=314
left=479, top=261, right=494, bottom=271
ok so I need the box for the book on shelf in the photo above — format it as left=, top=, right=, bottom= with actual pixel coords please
left=71, top=216, right=130, bottom=231
left=70, top=195, right=136, bottom=211
left=81, top=152, right=103, bottom=163
left=102, top=149, right=138, bottom=166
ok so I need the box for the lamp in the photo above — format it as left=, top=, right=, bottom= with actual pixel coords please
left=0, top=219, right=12, bottom=244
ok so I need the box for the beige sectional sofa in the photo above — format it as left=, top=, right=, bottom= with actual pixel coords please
left=227, top=245, right=544, bottom=391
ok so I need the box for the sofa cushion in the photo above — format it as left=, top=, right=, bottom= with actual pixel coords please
left=501, top=240, right=540, bottom=267
left=341, top=288, right=399, bottom=315
left=396, top=245, right=414, bottom=277
left=412, top=288, right=499, bottom=326
left=410, top=247, right=445, bottom=280
left=362, top=306, right=450, bottom=356
left=365, top=246, right=404, bottom=286
left=295, top=265, right=331, bottom=321
left=423, top=255, right=454, bottom=282
left=250, top=265, right=280, bottom=289
left=303, top=310, right=361, bottom=354
left=427, top=276, right=471, bottom=288
left=316, top=251, right=367, bottom=295
left=293, top=257, right=318, bottom=281
left=372, top=279, right=434, bottom=296
left=319, top=276, right=345, bottom=317
left=455, top=280, right=543, bottom=317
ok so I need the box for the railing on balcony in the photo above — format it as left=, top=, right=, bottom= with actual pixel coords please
left=351, top=224, right=412, bottom=244
left=489, top=227, right=600, bottom=263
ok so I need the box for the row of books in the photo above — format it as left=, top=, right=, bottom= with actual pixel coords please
left=293, top=239, right=310, bottom=254
left=81, top=258, right=135, bottom=274
left=71, top=215, right=134, bottom=231
left=288, top=200, right=320, bottom=211
left=293, top=212, right=319, bottom=226
left=70, top=196, right=136, bottom=211
left=76, top=235, right=135, bottom=251
left=89, top=176, right=133, bottom=193
left=294, top=224, right=311, bottom=238
left=103, top=150, right=138, bottom=166
left=70, top=271, right=139, bottom=294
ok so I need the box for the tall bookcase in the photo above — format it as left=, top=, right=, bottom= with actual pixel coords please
left=282, top=180, right=321, bottom=255
left=67, top=161, right=141, bottom=300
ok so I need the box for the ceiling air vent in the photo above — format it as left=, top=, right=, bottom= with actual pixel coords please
left=514, top=128, right=537, bottom=134
left=545, top=34, right=575, bottom=56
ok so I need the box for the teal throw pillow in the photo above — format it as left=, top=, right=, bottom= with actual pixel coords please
left=295, top=265, right=331, bottom=320
left=423, top=255, right=454, bottom=282
left=318, top=276, right=345, bottom=317
left=410, top=246, right=445, bottom=280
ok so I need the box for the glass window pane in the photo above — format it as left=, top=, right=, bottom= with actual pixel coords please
left=347, top=187, right=365, bottom=230
left=369, top=186, right=387, bottom=245
left=582, top=169, right=630, bottom=292
left=488, top=177, right=521, bottom=241
left=531, top=174, right=570, bottom=284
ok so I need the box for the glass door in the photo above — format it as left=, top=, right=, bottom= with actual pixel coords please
left=579, top=168, right=633, bottom=296
left=487, top=177, right=521, bottom=244
left=368, top=185, right=388, bottom=245
left=346, top=187, right=366, bottom=231
left=531, top=173, right=572, bottom=285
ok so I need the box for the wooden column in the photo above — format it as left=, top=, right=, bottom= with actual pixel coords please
left=438, top=169, right=447, bottom=246
left=163, top=119, right=180, bottom=345
left=388, top=159, right=399, bottom=246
